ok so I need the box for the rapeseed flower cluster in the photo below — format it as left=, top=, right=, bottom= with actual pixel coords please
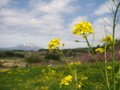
left=81, top=77, right=88, bottom=80
left=95, top=48, right=105, bottom=53
left=74, top=40, right=80, bottom=42
left=62, top=43, right=65, bottom=46
left=59, top=75, right=73, bottom=87
left=41, top=69, right=46, bottom=73
left=100, top=35, right=113, bottom=43
left=0, top=70, right=8, bottom=72
left=78, top=82, right=84, bottom=88
left=72, top=21, right=94, bottom=38
left=69, top=61, right=81, bottom=66
left=107, top=66, right=112, bottom=70
left=48, top=38, right=60, bottom=52
left=41, top=86, right=48, bottom=90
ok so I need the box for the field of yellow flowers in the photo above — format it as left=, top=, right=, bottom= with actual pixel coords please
left=0, top=61, right=119, bottom=90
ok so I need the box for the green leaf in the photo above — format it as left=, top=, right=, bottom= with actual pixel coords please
left=116, top=64, right=120, bottom=79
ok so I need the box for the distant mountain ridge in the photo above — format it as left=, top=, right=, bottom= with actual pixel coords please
left=0, top=43, right=43, bottom=51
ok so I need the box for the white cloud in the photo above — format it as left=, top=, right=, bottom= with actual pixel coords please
left=1, top=13, right=63, bottom=27
left=0, top=0, right=79, bottom=37
left=92, top=0, right=115, bottom=15
left=0, top=0, right=11, bottom=7
left=29, top=0, right=78, bottom=14
left=0, top=8, right=31, bottom=17
left=93, top=16, right=112, bottom=29
left=92, top=17, right=111, bottom=40
left=0, top=9, right=65, bottom=36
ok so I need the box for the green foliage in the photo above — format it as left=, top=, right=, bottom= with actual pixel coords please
left=115, top=39, right=120, bottom=48
left=15, top=53, right=25, bottom=58
left=44, top=54, right=61, bottom=61
left=5, top=51, right=15, bottom=57
left=0, top=51, right=6, bottom=58
left=62, top=48, right=88, bottom=57
left=38, top=48, right=89, bottom=57
left=0, top=51, right=25, bottom=58
left=0, top=61, right=2, bottom=67
left=25, top=53, right=43, bottom=64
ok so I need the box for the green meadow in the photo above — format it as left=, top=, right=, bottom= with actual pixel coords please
left=0, top=61, right=120, bottom=90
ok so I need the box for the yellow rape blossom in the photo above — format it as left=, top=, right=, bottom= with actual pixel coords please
left=78, top=84, right=82, bottom=88
left=74, top=40, right=80, bottom=42
left=77, top=61, right=81, bottom=65
left=82, top=35, right=87, bottom=38
left=118, top=51, right=120, bottom=54
left=59, top=75, right=73, bottom=87
left=69, top=61, right=81, bottom=66
left=95, top=48, right=105, bottom=53
left=72, top=21, right=94, bottom=37
left=41, top=69, right=46, bottom=72
left=62, top=43, right=65, bottom=46
left=1, top=70, right=8, bottom=72
left=69, top=62, right=74, bottom=65
left=107, top=66, right=112, bottom=69
left=81, top=77, right=88, bottom=80
left=100, top=35, right=113, bottom=43
left=77, top=82, right=83, bottom=88
left=41, top=86, right=48, bottom=90
left=48, top=38, right=60, bottom=52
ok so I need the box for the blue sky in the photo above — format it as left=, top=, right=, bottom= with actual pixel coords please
left=0, top=0, right=120, bottom=49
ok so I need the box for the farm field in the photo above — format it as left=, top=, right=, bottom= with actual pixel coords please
left=0, top=61, right=120, bottom=90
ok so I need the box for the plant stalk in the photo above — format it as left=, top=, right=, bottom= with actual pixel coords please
left=104, top=43, right=110, bottom=90
left=111, top=2, right=120, bottom=90
left=58, top=48, right=80, bottom=89
left=85, top=37, right=110, bottom=90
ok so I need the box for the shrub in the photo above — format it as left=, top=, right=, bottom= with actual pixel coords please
left=15, top=53, right=25, bottom=58
left=25, top=53, right=43, bottom=64
left=5, top=51, right=15, bottom=57
left=0, top=51, right=25, bottom=58
left=44, top=54, right=61, bottom=61
left=0, top=61, right=2, bottom=67
left=0, top=51, right=6, bottom=58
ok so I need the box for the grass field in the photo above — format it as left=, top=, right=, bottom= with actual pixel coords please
left=0, top=61, right=120, bottom=90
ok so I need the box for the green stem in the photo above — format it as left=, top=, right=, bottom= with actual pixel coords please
left=112, top=2, right=120, bottom=90
left=104, top=43, right=110, bottom=90
left=58, top=48, right=80, bottom=89
left=85, top=37, right=110, bottom=90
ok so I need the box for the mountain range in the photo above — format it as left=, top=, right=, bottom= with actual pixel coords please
left=0, top=43, right=43, bottom=51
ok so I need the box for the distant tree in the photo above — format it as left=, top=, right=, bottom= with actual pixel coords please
left=0, top=51, right=25, bottom=58
left=0, top=61, right=3, bottom=67
left=44, top=54, right=61, bottom=61
left=25, top=53, right=43, bottom=64
left=97, top=44, right=101, bottom=48
left=5, top=51, right=15, bottom=57
left=0, top=51, right=6, bottom=58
